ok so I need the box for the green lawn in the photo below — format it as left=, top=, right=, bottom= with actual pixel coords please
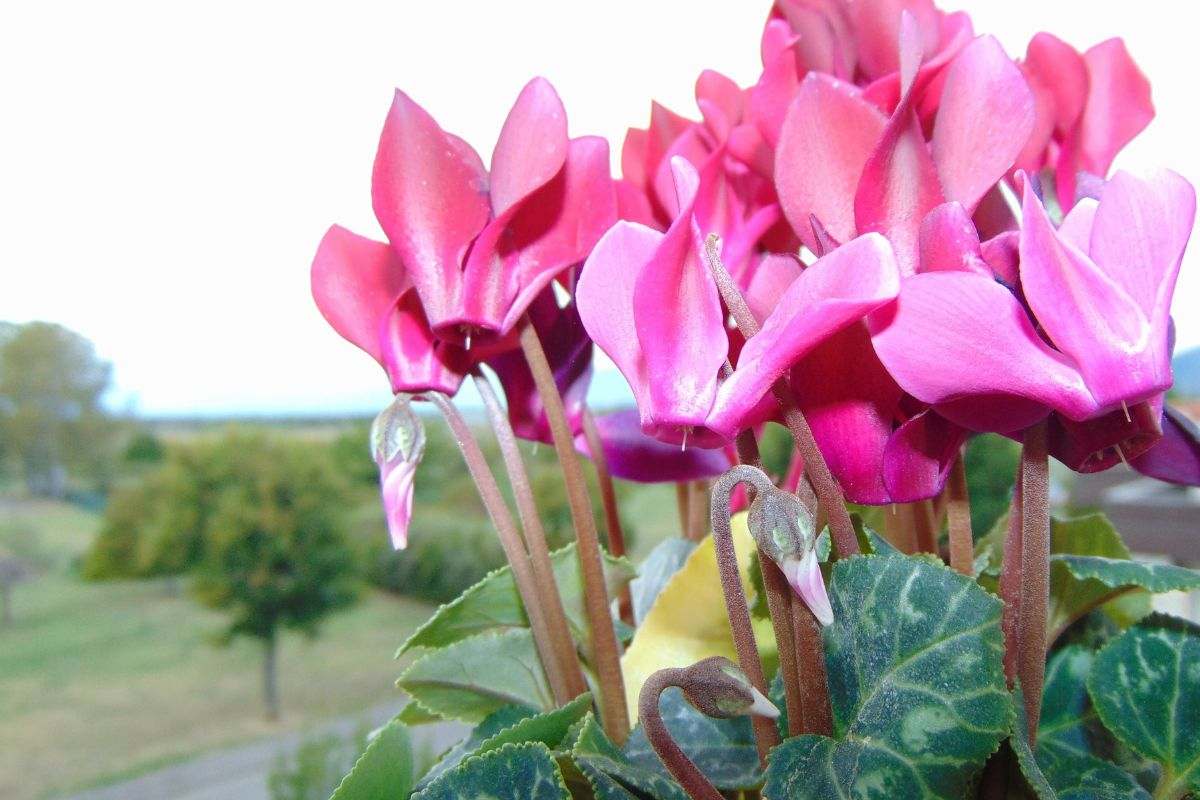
left=0, top=498, right=432, bottom=800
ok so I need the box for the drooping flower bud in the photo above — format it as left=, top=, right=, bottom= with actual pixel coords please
left=675, top=657, right=779, bottom=720
left=371, top=393, right=425, bottom=550
left=747, top=485, right=834, bottom=626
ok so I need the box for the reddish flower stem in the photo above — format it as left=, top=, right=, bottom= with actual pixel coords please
left=518, top=318, right=630, bottom=743
left=791, top=599, right=834, bottom=736
left=946, top=452, right=974, bottom=576
left=703, top=235, right=859, bottom=558
left=426, top=391, right=567, bottom=708
left=639, top=668, right=726, bottom=800
left=472, top=372, right=589, bottom=702
left=913, top=500, right=937, bottom=555
left=580, top=407, right=633, bottom=626
left=675, top=483, right=691, bottom=539
left=710, top=466, right=782, bottom=763
left=687, top=480, right=709, bottom=541
left=999, top=476, right=1024, bottom=685
left=1016, top=420, right=1050, bottom=741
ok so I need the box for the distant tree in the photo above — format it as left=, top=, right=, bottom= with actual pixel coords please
left=0, top=322, right=115, bottom=496
left=190, top=432, right=360, bottom=720
left=123, top=430, right=166, bottom=466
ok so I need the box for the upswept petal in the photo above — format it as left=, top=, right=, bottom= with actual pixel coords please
left=870, top=271, right=1096, bottom=430
left=1019, top=181, right=1160, bottom=410
left=311, top=225, right=409, bottom=363
left=577, top=221, right=662, bottom=412
left=709, top=234, right=901, bottom=437
left=844, top=0, right=940, bottom=81
left=931, top=36, right=1035, bottom=213
left=1023, top=33, right=1088, bottom=135
left=488, top=77, right=568, bottom=217
left=1077, top=39, right=1154, bottom=177
left=371, top=90, right=489, bottom=328
left=696, top=69, right=744, bottom=137
left=882, top=410, right=968, bottom=502
left=1130, top=406, right=1200, bottom=487
left=573, top=410, right=732, bottom=483
left=1057, top=196, right=1098, bottom=252
left=917, top=202, right=988, bottom=275
left=742, top=252, right=803, bottom=322
left=633, top=158, right=728, bottom=439
left=776, top=74, right=886, bottom=251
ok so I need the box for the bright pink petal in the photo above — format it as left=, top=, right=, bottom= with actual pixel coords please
left=573, top=409, right=732, bottom=483
left=577, top=221, right=661, bottom=412
left=371, top=90, right=489, bottom=330
left=696, top=70, right=744, bottom=137
left=488, top=77, right=568, bottom=216
left=917, top=202, right=989, bottom=275
left=750, top=35, right=803, bottom=148
left=372, top=396, right=426, bottom=550
left=844, top=0, right=940, bottom=81
left=742, top=253, right=803, bottom=321
left=1024, top=33, right=1088, bottom=135
left=379, top=291, right=469, bottom=395
left=380, top=458, right=417, bottom=550
left=870, top=271, right=1096, bottom=430
left=1131, top=406, right=1200, bottom=486
left=633, top=158, right=728, bottom=442
left=776, top=74, right=887, bottom=251
left=1019, top=181, right=1161, bottom=411
left=980, top=230, right=1020, bottom=286
left=882, top=410, right=968, bottom=502
left=621, top=127, right=650, bottom=190
left=1077, top=39, right=1154, bottom=178
left=616, top=178, right=659, bottom=228
left=931, top=36, right=1035, bottom=214
left=1057, top=196, right=1098, bottom=252
left=710, top=234, right=900, bottom=436
left=311, top=225, right=408, bottom=364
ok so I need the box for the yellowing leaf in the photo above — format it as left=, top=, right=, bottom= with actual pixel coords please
left=621, top=513, right=775, bottom=722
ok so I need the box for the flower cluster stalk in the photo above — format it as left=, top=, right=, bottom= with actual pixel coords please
left=703, top=236, right=859, bottom=558
left=946, top=453, right=974, bottom=575
left=518, top=317, right=630, bottom=743
left=579, top=407, right=633, bottom=625
left=1016, top=421, right=1051, bottom=741
left=426, top=391, right=571, bottom=706
left=472, top=372, right=589, bottom=702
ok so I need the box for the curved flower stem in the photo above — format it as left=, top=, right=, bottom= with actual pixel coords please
left=704, top=235, right=859, bottom=558
left=580, top=407, right=633, bottom=626
left=946, top=452, right=974, bottom=575
left=1016, top=420, right=1050, bottom=742
left=472, top=372, right=589, bottom=702
left=426, top=391, right=566, bottom=709
left=710, top=466, right=782, bottom=763
left=518, top=318, right=629, bottom=743
left=638, top=668, right=726, bottom=800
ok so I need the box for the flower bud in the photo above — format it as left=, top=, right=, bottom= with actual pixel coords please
left=371, top=394, right=426, bottom=549
left=676, top=657, right=779, bottom=720
left=747, top=486, right=834, bottom=626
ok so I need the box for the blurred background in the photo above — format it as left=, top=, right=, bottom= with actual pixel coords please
left=1, top=2, right=1197, bottom=799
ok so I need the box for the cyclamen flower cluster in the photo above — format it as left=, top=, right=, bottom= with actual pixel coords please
left=312, top=0, right=1198, bottom=589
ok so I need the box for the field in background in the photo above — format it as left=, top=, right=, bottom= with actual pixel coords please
left=0, top=496, right=432, bottom=800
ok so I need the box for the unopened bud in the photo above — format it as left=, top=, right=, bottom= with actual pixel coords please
left=371, top=394, right=426, bottom=549
left=676, top=657, right=779, bottom=720
left=748, top=487, right=834, bottom=626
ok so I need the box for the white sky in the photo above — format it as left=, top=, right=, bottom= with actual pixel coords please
left=2, top=1, right=1196, bottom=416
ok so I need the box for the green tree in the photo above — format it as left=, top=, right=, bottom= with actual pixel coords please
left=190, top=433, right=360, bottom=720
left=0, top=322, right=115, bottom=496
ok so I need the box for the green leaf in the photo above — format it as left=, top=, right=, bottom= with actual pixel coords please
left=630, top=538, right=696, bottom=625
left=399, top=543, right=635, bottom=655
left=623, top=687, right=760, bottom=791
left=476, top=694, right=593, bottom=756
left=851, top=514, right=901, bottom=557
left=764, top=554, right=1011, bottom=799
left=412, top=741, right=570, bottom=800
left=1088, top=615, right=1200, bottom=799
left=1010, top=649, right=1150, bottom=800
left=416, top=705, right=538, bottom=789
left=571, top=713, right=688, bottom=800
left=1048, top=556, right=1200, bottom=642
left=329, top=719, right=414, bottom=800
left=396, top=700, right=444, bottom=726
left=397, top=629, right=554, bottom=723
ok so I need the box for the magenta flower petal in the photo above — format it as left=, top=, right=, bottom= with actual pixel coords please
left=931, top=36, right=1034, bottom=214
left=632, top=158, right=729, bottom=441
left=870, top=271, right=1096, bottom=431
left=311, top=225, right=408, bottom=364
left=742, top=253, right=803, bottom=322
left=882, top=410, right=969, bottom=502
left=573, top=410, right=732, bottom=483
left=379, top=292, right=469, bottom=396
left=696, top=69, right=744, bottom=138
left=487, top=77, right=568, bottom=217
left=1077, top=39, right=1155, bottom=180
left=843, top=0, right=940, bottom=81
left=711, top=234, right=900, bottom=434
left=380, top=459, right=417, bottom=550
left=917, top=202, right=989, bottom=275
left=1047, top=401, right=1162, bottom=474
left=781, top=550, right=834, bottom=626
left=1023, top=33, right=1088, bottom=136
left=371, top=90, right=489, bottom=330
left=776, top=74, right=887, bottom=252
left=1019, top=181, right=1161, bottom=411
left=1131, top=406, right=1200, bottom=487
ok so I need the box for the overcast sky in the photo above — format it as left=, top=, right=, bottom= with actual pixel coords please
left=2, top=1, right=1196, bottom=416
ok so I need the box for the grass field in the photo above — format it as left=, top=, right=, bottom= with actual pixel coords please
left=0, top=497, right=433, bottom=800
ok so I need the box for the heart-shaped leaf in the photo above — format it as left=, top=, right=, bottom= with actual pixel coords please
left=764, top=554, right=1011, bottom=799
left=398, top=629, right=554, bottom=723
left=571, top=712, right=688, bottom=800
left=412, top=741, right=570, bottom=800
left=1087, top=615, right=1200, bottom=799
left=399, top=543, right=635, bottom=655
left=329, top=719, right=414, bottom=800
left=1010, top=648, right=1150, bottom=799
left=624, top=687, right=760, bottom=791
left=1048, top=556, right=1200, bottom=643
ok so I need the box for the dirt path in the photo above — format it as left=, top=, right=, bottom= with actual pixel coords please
left=64, top=703, right=467, bottom=800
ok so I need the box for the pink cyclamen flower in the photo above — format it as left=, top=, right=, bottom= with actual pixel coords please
left=372, top=77, right=616, bottom=347
left=1015, top=33, right=1154, bottom=211
left=580, top=156, right=901, bottom=450
left=872, top=170, right=1195, bottom=450
left=370, top=394, right=426, bottom=550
